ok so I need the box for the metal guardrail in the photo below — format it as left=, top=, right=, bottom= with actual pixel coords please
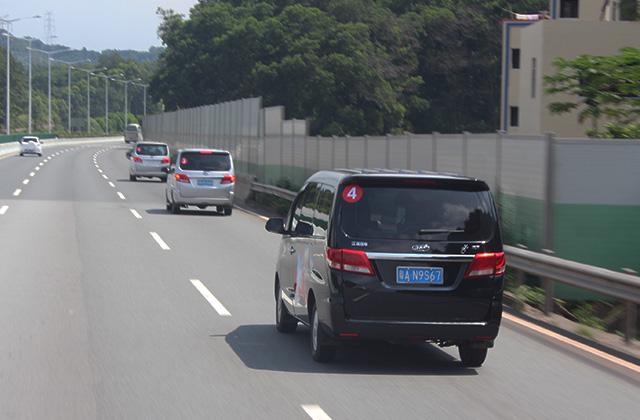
left=250, top=180, right=640, bottom=343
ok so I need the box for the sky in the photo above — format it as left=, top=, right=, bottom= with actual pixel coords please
left=1, top=0, right=198, bottom=51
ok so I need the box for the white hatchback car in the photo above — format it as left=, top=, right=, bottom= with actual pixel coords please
left=19, top=136, right=43, bottom=157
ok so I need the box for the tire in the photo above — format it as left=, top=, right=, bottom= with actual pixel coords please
left=166, top=202, right=172, bottom=212
left=223, top=206, right=233, bottom=216
left=458, top=343, right=488, bottom=367
left=129, top=174, right=136, bottom=182
left=310, top=304, right=335, bottom=363
left=38, top=153, right=42, bottom=157
left=159, top=176, right=167, bottom=183
left=171, top=202, right=181, bottom=214
left=275, top=283, right=297, bottom=333
left=19, top=153, right=23, bottom=156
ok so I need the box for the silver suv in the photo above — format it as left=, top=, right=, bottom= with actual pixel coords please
left=165, top=149, right=235, bottom=215
left=129, top=142, right=170, bottom=182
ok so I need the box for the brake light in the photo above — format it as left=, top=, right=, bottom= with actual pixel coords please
left=464, top=252, right=506, bottom=278
left=161, top=157, right=170, bottom=164
left=199, top=150, right=214, bottom=154
left=325, top=248, right=374, bottom=276
left=132, top=156, right=142, bottom=163
left=220, top=174, right=236, bottom=184
left=175, top=173, right=190, bottom=183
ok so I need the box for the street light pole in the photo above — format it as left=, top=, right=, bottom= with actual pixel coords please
left=124, top=80, right=128, bottom=131
left=4, top=33, right=9, bottom=135
left=86, top=71, right=91, bottom=133
left=28, top=39, right=32, bottom=133
left=30, top=47, right=70, bottom=133
left=105, top=77, right=109, bottom=135
left=67, top=66, right=72, bottom=132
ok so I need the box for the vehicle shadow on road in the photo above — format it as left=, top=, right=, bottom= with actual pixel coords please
left=222, top=324, right=477, bottom=376
left=117, top=178, right=165, bottom=183
left=146, top=208, right=225, bottom=217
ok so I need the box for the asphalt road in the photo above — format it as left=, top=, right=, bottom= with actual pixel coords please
left=0, top=141, right=638, bottom=419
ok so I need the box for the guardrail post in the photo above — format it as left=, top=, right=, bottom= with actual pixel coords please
left=625, top=301, right=637, bottom=343
left=543, top=278, right=554, bottom=315
left=316, top=135, right=320, bottom=171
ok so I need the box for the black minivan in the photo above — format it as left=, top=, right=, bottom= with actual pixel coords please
left=265, top=170, right=505, bottom=366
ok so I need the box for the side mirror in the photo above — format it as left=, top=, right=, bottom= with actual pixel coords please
left=126, top=150, right=132, bottom=159
left=294, top=221, right=314, bottom=237
left=265, top=218, right=285, bottom=235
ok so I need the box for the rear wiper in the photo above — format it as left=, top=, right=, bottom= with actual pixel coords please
left=417, top=229, right=464, bottom=235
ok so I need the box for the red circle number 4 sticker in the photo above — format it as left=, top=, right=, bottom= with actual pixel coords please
left=342, top=184, right=363, bottom=203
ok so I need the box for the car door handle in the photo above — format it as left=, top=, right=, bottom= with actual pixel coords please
left=311, top=269, right=323, bottom=281
left=289, top=246, right=296, bottom=255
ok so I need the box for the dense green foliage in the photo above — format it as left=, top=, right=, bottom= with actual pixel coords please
left=152, top=0, right=547, bottom=135
left=545, top=48, right=640, bottom=139
left=0, top=39, right=161, bottom=134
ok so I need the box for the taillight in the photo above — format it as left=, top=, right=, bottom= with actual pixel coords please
left=199, top=150, right=214, bottom=154
left=161, top=157, right=170, bottom=164
left=175, top=173, right=190, bottom=183
left=132, top=156, right=142, bottom=163
left=220, top=174, right=236, bottom=184
left=464, top=252, right=506, bottom=278
left=325, top=248, right=374, bottom=276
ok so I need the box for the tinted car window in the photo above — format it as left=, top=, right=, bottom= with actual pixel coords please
left=290, top=183, right=319, bottom=234
left=313, top=184, right=335, bottom=238
left=179, top=152, right=231, bottom=171
left=340, top=183, right=495, bottom=241
left=136, top=144, right=168, bottom=156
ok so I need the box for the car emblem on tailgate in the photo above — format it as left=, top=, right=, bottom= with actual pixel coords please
left=411, top=243, right=431, bottom=252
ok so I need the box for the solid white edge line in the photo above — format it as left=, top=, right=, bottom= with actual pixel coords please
left=22, top=179, right=29, bottom=185
left=117, top=192, right=126, bottom=200
left=129, top=209, right=142, bottom=219
left=502, top=313, right=640, bottom=374
left=13, top=189, right=21, bottom=197
left=301, top=405, right=332, bottom=420
left=108, top=181, right=115, bottom=188
left=0, top=205, right=8, bottom=215
left=189, top=279, right=231, bottom=316
left=149, top=232, right=170, bottom=250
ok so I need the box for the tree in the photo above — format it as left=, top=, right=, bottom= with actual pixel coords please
left=545, top=48, right=640, bottom=138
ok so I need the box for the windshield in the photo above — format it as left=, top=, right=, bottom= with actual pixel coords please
left=126, top=124, right=140, bottom=131
left=179, top=152, right=231, bottom=171
left=340, top=183, right=496, bottom=241
left=136, top=144, right=168, bottom=156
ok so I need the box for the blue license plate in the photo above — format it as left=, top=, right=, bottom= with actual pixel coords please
left=396, top=266, right=444, bottom=285
left=197, top=179, right=214, bottom=187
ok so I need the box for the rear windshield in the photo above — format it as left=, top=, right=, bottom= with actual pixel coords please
left=340, top=182, right=496, bottom=241
left=126, top=124, right=140, bottom=131
left=136, top=144, right=168, bottom=156
left=179, top=152, right=231, bottom=171
left=22, top=138, right=38, bottom=143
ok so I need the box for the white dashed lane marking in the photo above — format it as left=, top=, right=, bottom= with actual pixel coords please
left=0, top=205, right=8, bottom=215
left=149, top=232, right=170, bottom=250
left=190, top=279, right=231, bottom=316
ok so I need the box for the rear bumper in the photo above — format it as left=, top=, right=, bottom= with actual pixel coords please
left=172, top=188, right=234, bottom=206
left=326, top=297, right=502, bottom=342
left=130, top=165, right=169, bottom=177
